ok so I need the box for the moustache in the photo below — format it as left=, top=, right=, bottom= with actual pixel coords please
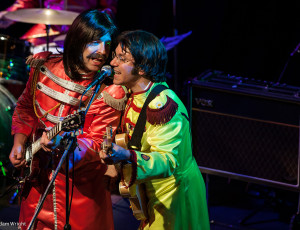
left=87, top=53, right=107, bottom=60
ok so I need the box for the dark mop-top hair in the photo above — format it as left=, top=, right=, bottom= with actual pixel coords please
left=63, top=9, right=118, bottom=80
left=116, top=30, right=168, bottom=82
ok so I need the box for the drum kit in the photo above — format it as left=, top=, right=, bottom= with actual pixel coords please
left=0, top=8, right=78, bottom=163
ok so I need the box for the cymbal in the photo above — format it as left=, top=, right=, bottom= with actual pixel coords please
left=4, top=8, right=79, bottom=25
left=53, top=34, right=66, bottom=47
left=53, top=34, right=66, bottom=42
left=20, top=24, right=60, bottom=39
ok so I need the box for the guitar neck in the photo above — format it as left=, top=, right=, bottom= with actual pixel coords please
left=31, top=122, right=62, bottom=155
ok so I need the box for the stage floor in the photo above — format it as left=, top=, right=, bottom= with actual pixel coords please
left=0, top=175, right=296, bottom=230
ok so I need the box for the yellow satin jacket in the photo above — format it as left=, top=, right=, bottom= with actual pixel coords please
left=122, top=82, right=210, bottom=230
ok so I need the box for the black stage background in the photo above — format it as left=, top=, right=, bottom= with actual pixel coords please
left=1, top=0, right=300, bottom=95
left=116, top=1, right=300, bottom=92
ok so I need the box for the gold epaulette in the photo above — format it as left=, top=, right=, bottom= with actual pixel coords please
left=102, top=85, right=128, bottom=111
left=146, top=95, right=178, bottom=125
left=26, top=51, right=53, bottom=68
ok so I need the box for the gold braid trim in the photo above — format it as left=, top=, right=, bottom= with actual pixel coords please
left=33, top=86, right=61, bottom=119
left=27, top=53, right=61, bottom=119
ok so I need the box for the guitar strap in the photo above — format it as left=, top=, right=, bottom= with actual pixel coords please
left=128, top=84, right=168, bottom=151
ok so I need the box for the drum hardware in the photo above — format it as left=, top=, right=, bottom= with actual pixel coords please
left=4, top=9, right=79, bottom=51
left=53, top=34, right=66, bottom=48
left=0, top=34, right=31, bottom=84
left=4, top=9, right=79, bottom=26
left=19, top=23, right=63, bottom=47
left=0, top=84, right=16, bottom=165
left=0, top=78, right=25, bottom=99
left=20, top=24, right=60, bottom=40
left=31, top=42, right=63, bottom=54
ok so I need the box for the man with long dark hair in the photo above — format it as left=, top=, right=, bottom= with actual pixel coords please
left=99, top=30, right=210, bottom=229
left=9, top=9, right=127, bottom=230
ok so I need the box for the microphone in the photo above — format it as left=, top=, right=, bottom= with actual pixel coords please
left=84, top=65, right=112, bottom=93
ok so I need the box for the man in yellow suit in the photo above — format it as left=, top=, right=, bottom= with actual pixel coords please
left=100, top=30, right=210, bottom=230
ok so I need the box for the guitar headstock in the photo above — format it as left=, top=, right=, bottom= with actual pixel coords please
left=61, top=109, right=85, bottom=132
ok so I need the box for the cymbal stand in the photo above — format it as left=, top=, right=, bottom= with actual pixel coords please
left=42, top=1, right=50, bottom=51
left=45, top=24, right=50, bottom=51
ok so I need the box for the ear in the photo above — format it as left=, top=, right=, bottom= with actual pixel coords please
left=138, top=69, right=146, bottom=76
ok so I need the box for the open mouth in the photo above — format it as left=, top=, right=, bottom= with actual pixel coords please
left=90, top=58, right=103, bottom=65
left=113, top=68, right=121, bottom=75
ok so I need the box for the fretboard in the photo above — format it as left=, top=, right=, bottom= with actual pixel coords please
left=31, top=121, right=62, bottom=156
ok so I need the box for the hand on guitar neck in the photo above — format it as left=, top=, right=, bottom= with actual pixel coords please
left=100, top=127, right=149, bottom=221
left=40, top=130, right=65, bottom=152
left=100, top=126, right=131, bottom=164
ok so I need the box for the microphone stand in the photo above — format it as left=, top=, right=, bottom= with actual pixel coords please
left=26, top=80, right=103, bottom=230
left=84, top=81, right=102, bottom=115
left=27, top=132, right=77, bottom=230
left=63, top=133, right=73, bottom=230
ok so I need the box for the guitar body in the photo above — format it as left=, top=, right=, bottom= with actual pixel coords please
left=16, top=110, right=85, bottom=198
left=18, top=128, right=52, bottom=198
left=115, top=133, right=128, bottom=149
left=20, top=155, right=52, bottom=199
left=119, top=163, right=149, bottom=221
left=101, top=129, right=149, bottom=220
left=115, top=133, right=149, bottom=221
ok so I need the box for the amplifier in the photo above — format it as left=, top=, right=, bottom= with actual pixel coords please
left=188, top=70, right=300, bottom=191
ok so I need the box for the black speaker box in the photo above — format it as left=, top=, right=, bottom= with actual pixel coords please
left=188, top=70, right=300, bottom=191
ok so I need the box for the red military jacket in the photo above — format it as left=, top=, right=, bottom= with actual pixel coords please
left=12, top=51, right=127, bottom=230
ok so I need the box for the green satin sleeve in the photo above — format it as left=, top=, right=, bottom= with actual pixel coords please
left=134, top=111, right=187, bottom=182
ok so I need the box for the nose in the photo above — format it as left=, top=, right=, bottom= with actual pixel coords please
left=110, top=56, right=118, bottom=66
left=96, top=42, right=106, bottom=54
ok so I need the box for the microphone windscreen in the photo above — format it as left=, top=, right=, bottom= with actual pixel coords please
left=101, top=65, right=112, bottom=76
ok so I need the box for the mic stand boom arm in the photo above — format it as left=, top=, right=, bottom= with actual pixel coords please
left=84, top=79, right=104, bottom=116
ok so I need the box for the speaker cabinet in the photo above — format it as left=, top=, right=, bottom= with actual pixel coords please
left=188, top=70, right=300, bottom=191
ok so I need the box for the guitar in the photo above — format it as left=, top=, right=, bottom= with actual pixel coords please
left=106, top=130, right=149, bottom=221
left=17, top=109, right=85, bottom=197
left=119, top=162, right=149, bottom=221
